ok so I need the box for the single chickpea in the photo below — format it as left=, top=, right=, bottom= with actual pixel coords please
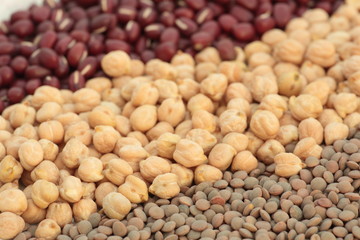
left=149, top=173, right=180, bottom=199
left=158, top=98, right=186, bottom=127
left=187, top=93, right=215, bottom=114
left=130, top=105, right=157, bottom=132
left=30, top=160, right=59, bottom=184
left=261, top=29, right=287, bottom=47
left=221, top=132, right=248, bottom=153
left=256, top=139, right=285, bottom=165
left=308, top=21, right=331, bottom=40
left=219, top=109, right=247, bottom=135
left=21, top=199, right=46, bottom=224
left=218, top=61, right=246, bottom=83
left=0, top=142, right=5, bottom=160
left=298, top=118, right=324, bottom=144
left=85, top=77, right=112, bottom=94
left=273, top=39, right=305, bottom=65
left=88, top=145, right=101, bottom=158
left=121, top=77, right=151, bottom=102
left=46, top=202, right=72, bottom=228
left=61, top=138, right=89, bottom=169
left=344, top=112, right=360, bottom=128
left=0, top=155, right=23, bottom=183
left=0, top=212, right=25, bottom=240
left=324, top=122, right=349, bottom=145
left=300, top=60, right=326, bottom=83
left=36, top=102, right=62, bottom=123
left=130, top=82, right=159, bottom=107
left=103, top=192, right=131, bottom=220
left=102, top=88, right=125, bottom=108
left=77, top=157, right=104, bottom=183
left=302, top=80, right=331, bottom=105
left=93, top=126, right=120, bottom=154
left=249, top=74, right=278, bottom=103
left=171, top=52, right=195, bottom=66
left=4, top=136, right=27, bottom=159
left=139, top=156, right=171, bottom=182
left=95, top=182, right=117, bottom=207
left=118, top=145, right=149, bottom=172
left=185, top=128, right=217, bottom=154
left=54, top=112, right=81, bottom=128
left=333, top=4, right=357, bottom=20
left=146, top=60, right=177, bottom=80
left=275, top=125, right=299, bottom=146
left=171, top=164, right=194, bottom=187
left=101, top=50, right=131, bottom=77
left=72, top=88, right=101, bottom=113
left=235, top=46, right=246, bottom=62
left=274, top=62, right=300, bottom=78
left=127, top=131, right=149, bottom=147
left=173, top=139, right=207, bottom=168
left=200, top=73, right=228, bottom=101
left=0, top=116, right=10, bottom=131
left=31, top=179, right=59, bottom=209
left=195, top=47, right=221, bottom=65
left=64, top=121, right=92, bottom=146
left=277, top=71, right=306, bottom=98
left=333, top=93, right=358, bottom=118
left=327, top=31, right=352, bottom=50
left=121, top=102, right=136, bottom=118
left=18, top=139, right=44, bottom=171
left=258, top=94, right=288, bottom=119
left=38, top=120, right=64, bottom=144
left=226, top=98, right=251, bottom=118
left=244, top=41, right=271, bottom=59
left=104, top=158, right=133, bottom=186
left=100, top=153, right=119, bottom=167
left=245, top=131, right=264, bottom=155
left=88, top=105, right=116, bottom=128
left=144, top=140, right=158, bottom=156
left=13, top=124, right=37, bottom=141
left=175, top=64, right=195, bottom=80
left=342, top=55, right=360, bottom=79
left=177, top=78, right=200, bottom=101
left=8, top=104, right=36, bottom=129
left=72, top=198, right=97, bottom=222
left=330, top=15, right=350, bottom=31
left=289, top=94, right=323, bottom=121
left=302, top=8, right=329, bottom=23
left=318, top=109, right=343, bottom=128
left=225, top=82, right=253, bottom=103
left=153, top=79, right=179, bottom=102
left=194, top=164, right=223, bottom=184
left=0, top=188, right=27, bottom=215
left=82, top=182, right=96, bottom=199
left=250, top=110, right=280, bottom=140
left=113, top=137, right=142, bottom=154
left=146, top=122, right=174, bottom=141
left=100, top=101, right=121, bottom=115
left=114, top=116, right=131, bottom=136
left=208, top=143, right=237, bottom=171
left=0, top=131, right=12, bottom=146
left=249, top=52, right=275, bottom=70
left=191, top=109, right=217, bottom=133
left=293, top=137, right=322, bottom=160
left=231, top=150, right=258, bottom=173
left=289, top=29, right=311, bottom=47
left=118, top=175, right=149, bottom=203
left=156, top=132, right=181, bottom=159
left=129, top=59, right=145, bottom=77
left=174, top=120, right=193, bottom=138
left=195, top=62, right=218, bottom=83
left=305, top=40, right=337, bottom=68
left=274, top=153, right=306, bottom=178
left=31, top=86, right=64, bottom=109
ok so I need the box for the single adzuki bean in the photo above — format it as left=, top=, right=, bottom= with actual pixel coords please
left=70, top=30, right=90, bottom=43
left=160, top=12, right=175, bottom=27
left=19, top=41, right=36, bottom=57
left=160, top=27, right=180, bottom=44
left=155, top=42, right=177, bottom=62
left=230, top=6, right=254, bottom=23
left=7, top=86, right=25, bottom=104
left=78, top=56, right=98, bottom=78
left=144, top=23, right=164, bottom=40
left=25, top=65, right=51, bottom=79
left=56, top=18, right=74, bottom=32
left=91, top=13, right=115, bottom=33
left=117, top=6, right=137, bottom=23
left=105, top=39, right=131, bottom=53
left=88, top=34, right=104, bottom=55
left=175, top=17, right=198, bottom=36
left=0, top=55, right=11, bottom=67
left=50, top=9, right=66, bottom=23
left=107, top=27, right=127, bottom=41
left=135, top=37, right=147, bottom=54
left=55, top=57, right=69, bottom=78
left=175, top=7, right=195, bottom=19
left=232, top=22, right=256, bottom=41
left=216, top=38, right=236, bottom=60
left=10, top=10, right=31, bottom=23
left=68, top=71, right=86, bottom=91
left=0, top=66, right=14, bottom=86
left=67, top=42, right=88, bottom=67
left=37, top=21, right=55, bottom=33
left=10, top=19, right=34, bottom=38
left=69, top=7, right=88, bottom=21
left=10, top=56, right=28, bottom=74
left=43, top=76, right=61, bottom=88
left=54, top=36, right=75, bottom=55
left=195, top=8, right=214, bottom=24
left=30, top=6, right=51, bottom=23
left=141, top=50, right=155, bottom=63
left=125, top=20, right=141, bottom=43
left=138, top=7, right=157, bottom=27
left=25, top=78, right=42, bottom=94
left=273, top=3, right=292, bottom=28
left=0, top=42, right=15, bottom=55
left=200, top=20, right=221, bottom=39
left=73, top=18, right=90, bottom=31
left=218, top=14, right=238, bottom=33
left=256, top=2, right=273, bottom=16
left=39, top=30, right=58, bottom=49
left=39, top=48, right=59, bottom=70
left=191, top=32, right=213, bottom=51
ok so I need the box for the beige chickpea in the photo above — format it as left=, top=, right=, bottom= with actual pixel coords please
left=104, top=158, right=133, bottom=186
left=30, top=160, right=59, bottom=184
left=127, top=131, right=149, bottom=147
left=85, top=77, right=112, bottom=94
left=18, top=139, right=44, bottom=171
left=300, top=60, right=326, bottom=83
left=31, top=86, right=64, bottom=109
left=139, top=156, right=171, bottom=182
left=62, top=138, right=89, bottom=169
left=93, top=126, right=120, bottom=154
left=157, top=97, right=186, bottom=127
left=149, top=173, right=180, bottom=199
left=118, top=175, right=148, bottom=203
left=46, top=202, right=72, bottom=227
left=185, top=129, right=217, bottom=154
left=289, top=94, right=323, bottom=121
left=249, top=74, right=278, bottom=102
left=274, top=62, right=299, bottom=78
left=231, top=150, right=258, bottom=173
left=31, top=179, right=59, bottom=209
left=0, top=182, right=19, bottom=193
left=38, top=120, right=64, bottom=144
left=221, top=132, right=248, bottom=153
left=0, top=212, right=25, bottom=240
left=318, top=109, right=343, bottom=128
left=146, top=60, right=177, bottom=80
left=114, top=115, right=131, bottom=136
left=36, top=102, right=62, bottom=123
left=273, top=39, right=305, bottom=65
left=342, top=55, right=360, bottom=79
left=118, top=145, right=149, bottom=172
left=121, top=102, right=136, bottom=118
left=301, top=80, right=330, bottom=105
left=249, top=52, right=275, bottom=70
left=274, top=153, right=306, bottom=178
left=156, top=132, right=181, bottom=159
left=175, top=64, right=195, bottom=81
left=4, top=136, right=27, bottom=159
left=144, top=140, right=158, bottom=156
left=327, top=31, right=352, bottom=52
left=103, top=192, right=131, bottom=220
left=130, top=105, right=157, bottom=132
left=171, top=52, right=195, bottom=66
left=129, top=59, right=145, bottom=77
left=227, top=97, right=251, bottom=117
left=195, top=62, right=218, bottom=82
left=0, top=188, right=27, bottom=215
left=200, top=73, right=228, bottom=101
left=333, top=4, right=357, bottom=19
left=175, top=120, right=193, bottom=138
left=275, top=125, right=299, bottom=146
left=305, top=40, right=337, bottom=68
left=243, top=131, right=263, bottom=155
left=113, top=137, right=142, bottom=154
left=330, top=15, right=350, bottom=30
left=218, top=61, right=246, bottom=83
left=77, top=157, right=104, bottom=183
left=100, top=101, right=121, bottom=115
left=173, top=139, right=207, bottom=168
left=82, top=182, right=96, bottom=199
left=277, top=71, right=306, bottom=97
left=37, top=140, right=58, bottom=162
left=0, top=142, right=5, bottom=160
left=54, top=112, right=81, bottom=128
left=256, top=139, right=285, bottom=165
left=13, top=123, right=38, bottom=140
left=177, top=78, right=200, bottom=101
left=0, top=155, right=23, bottom=183
left=191, top=110, right=217, bottom=133
left=131, top=82, right=159, bottom=107
left=324, top=122, right=349, bottom=145
left=154, top=79, right=179, bottom=102
left=146, top=121, right=174, bottom=141
left=171, top=164, right=194, bottom=187
left=72, top=88, right=101, bottom=113
left=100, top=153, right=119, bottom=167
left=195, top=47, right=221, bottom=64
left=298, top=118, right=324, bottom=144
left=308, top=21, right=331, bottom=40
left=0, top=116, right=10, bottom=131
left=208, top=143, right=237, bottom=171
left=293, top=137, right=322, bottom=160
left=261, top=29, right=287, bottom=47
left=95, top=182, right=117, bottom=206
left=187, top=93, right=215, bottom=114
left=194, top=164, right=222, bottom=184
left=72, top=198, right=97, bottom=222
left=9, top=104, right=36, bottom=129
left=344, top=112, right=360, bottom=128
left=21, top=199, right=46, bottom=224
left=64, top=121, right=92, bottom=146
left=101, top=51, right=131, bottom=77
left=225, top=82, right=252, bottom=103
left=348, top=70, right=360, bottom=96
left=289, top=29, right=311, bottom=47
left=219, top=109, right=247, bottom=135
left=112, top=76, right=131, bottom=89
left=333, top=93, right=358, bottom=118
left=121, top=77, right=151, bottom=102
left=303, top=8, right=328, bottom=23
left=88, top=105, right=116, bottom=128
left=244, top=41, right=271, bottom=59
left=250, top=110, right=280, bottom=140
left=258, top=94, right=288, bottom=119
left=102, top=88, right=125, bottom=108
left=62, top=103, right=75, bottom=113
left=88, top=145, right=102, bottom=158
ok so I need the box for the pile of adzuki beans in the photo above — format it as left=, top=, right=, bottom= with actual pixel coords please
left=0, top=0, right=343, bottom=110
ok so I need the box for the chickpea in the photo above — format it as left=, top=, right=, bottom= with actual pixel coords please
left=0, top=142, right=5, bottom=160
left=231, top=150, right=258, bottom=173
left=177, top=78, right=200, bottom=101
left=77, top=157, right=104, bottom=183
left=21, top=199, right=46, bottom=224
left=227, top=97, right=251, bottom=117
left=200, top=73, right=228, bottom=101
left=18, top=139, right=44, bottom=171
left=139, top=156, right=171, bottom=182
left=87, top=105, right=116, bottom=128
left=145, top=59, right=177, bottom=80
left=250, top=110, right=280, bottom=140
left=170, top=163, right=193, bottom=187
left=82, top=182, right=96, bottom=199
left=191, top=109, right=217, bottom=133
left=146, top=121, right=174, bottom=141
left=92, top=126, right=120, bottom=154
left=173, top=139, right=207, bottom=168
left=274, top=62, right=299, bottom=78
left=118, top=145, right=149, bottom=172
left=195, top=62, right=218, bottom=83
left=187, top=94, right=215, bottom=114
left=249, top=74, right=278, bottom=102
left=130, top=82, right=159, bottom=107
left=261, top=29, right=287, bottom=47
left=102, top=88, right=125, bottom=108
left=103, top=192, right=131, bottom=220
left=114, top=115, right=131, bottom=136
left=144, top=140, right=158, bottom=156
left=344, top=112, right=360, bottom=128
left=101, top=51, right=131, bottom=77
left=301, top=80, right=331, bottom=105
left=218, top=61, right=246, bottom=83
left=149, top=173, right=180, bottom=199
left=127, top=131, right=149, bottom=147
left=72, top=198, right=97, bottom=222
left=0, top=188, right=27, bottom=215
left=289, top=94, right=323, bottom=121
left=46, top=202, right=72, bottom=227
left=258, top=94, right=288, bottom=119
left=36, top=102, right=62, bottom=123
left=38, top=120, right=64, bottom=144
left=85, top=77, right=112, bottom=94
left=4, top=136, right=27, bottom=159
left=219, top=109, right=247, bottom=135
left=333, top=93, right=358, bottom=118
left=31, top=179, right=59, bottom=209
left=244, top=41, right=271, bottom=59
left=156, top=132, right=181, bottom=159
left=225, top=82, right=253, bottom=103
left=289, top=29, right=311, bottom=47
left=275, top=125, right=299, bottom=146
left=303, top=8, right=329, bottom=23
left=118, top=175, right=148, bottom=203
left=0, top=212, right=25, bottom=240
left=61, top=138, right=89, bottom=169
left=130, top=105, right=157, bottom=132
left=54, top=112, right=81, bottom=128
left=95, top=182, right=117, bottom=207
left=194, top=164, right=223, bottom=184
left=175, top=120, right=193, bottom=138
left=9, top=104, right=36, bottom=129
left=300, top=60, right=326, bottom=83
left=104, top=158, right=133, bottom=186
left=324, top=122, right=349, bottom=145
left=298, top=118, right=324, bottom=144
left=208, top=143, right=237, bottom=171
left=195, top=47, right=221, bottom=64
left=158, top=97, right=186, bottom=127
left=72, top=88, right=101, bottom=113
left=342, top=55, right=360, bottom=79
left=171, top=52, right=195, bottom=66
left=293, top=137, right=322, bottom=160
left=31, top=86, right=64, bottom=109
left=0, top=155, right=23, bottom=183
left=154, top=79, right=179, bottom=102
left=273, top=39, right=305, bottom=65
left=13, top=123, right=38, bottom=140
left=305, top=40, right=337, bottom=68
left=30, top=160, right=59, bottom=184
left=185, top=128, right=217, bottom=154
left=113, top=137, right=142, bottom=154
left=257, top=139, right=285, bottom=166
left=274, top=153, right=306, bottom=178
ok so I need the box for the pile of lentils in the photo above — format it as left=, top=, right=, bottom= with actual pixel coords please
left=0, top=0, right=343, bottom=108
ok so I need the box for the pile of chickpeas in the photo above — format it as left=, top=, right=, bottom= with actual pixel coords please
left=1, top=2, right=360, bottom=240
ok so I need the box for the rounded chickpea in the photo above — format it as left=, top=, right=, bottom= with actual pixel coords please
left=171, top=52, right=195, bottom=66
left=4, top=136, right=27, bottom=159
left=219, top=109, right=247, bottom=135
left=218, top=61, right=246, bottom=83
left=149, top=173, right=180, bottom=199
left=0, top=155, right=23, bottom=183
left=18, top=139, right=44, bottom=171
left=21, top=199, right=46, bottom=224
left=274, top=62, right=299, bottom=78
left=324, top=122, right=349, bottom=145
left=95, top=182, right=117, bottom=207
left=318, top=109, right=343, bottom=127
left=273, top=39, right=305, bottom=65
left=115, top=115, right=131, bottom=136
left=250, top=110, right=280, bottom=140
left=195, top=47, right=221, bottom=65
left=298, top=118, right=324, bottom=144
left=54, top=112, right=81, bottom=128
left=244, top=41, right=271, bottom=59
left=0, top=143, right=5, bottom=162
left=156, top=132, right=181, bottom=159
left=221, top=132, right=248, bottom=153
left=9, top=104, right=36, bottom=129
left=131, top=82, right=159, bottom=107
left=225, top=82, right=253, bottom=103
left=128, top=131, right=149, bottom=147
left=200, top=73, right=228, bottom=101
left=38, top=120, right=64, bottom=144
left=194, top=164, right=223, bottom=184
left=196, top=62, right=218, bottom=82
left=185, top=128, right=217, bottom=154
left=72, top=88, right=101, bottom=113
left=208, top=143, right=237, bottom=171
left=177, top=78, right=200, bottom=101
left=333, top=93, right=358, bottom=118
left=277, top=71, right=306, bottom=97
left=118, top=175, right=149, bottom=203
left=61, top=138, right=89, bottom=169
left=146, top=121, right=174, bottom=141
left=231, top=150, right=258, bottom=173
left=249, top=52, right=275, bottom=70
left=13, top=123, right=38, bottom=140
left=191, top=110, right=217, bottom=133
left=93, top=126, right=120, bottom=153
left=301, top=80, right=331, bottom=105
left=77, top=157, right=104, bottom=183
left=300, top=60, right=326, bottom=83
left=88, top=106, right=116, bottom=128
left=173, top=139, right=207, bottom=168
left=0, top=188, right=27, bottom=215
left=145, top=60, right=177, bottom=80
left=118, top=145, right=149, bottom=172
left=289, top=94, right=323, bottom=121
left=261, top=29, right=287, bottom=47
left=36, top=102, right=62, bottom=123
left=59, top=176, right=84, bottom=203
left=64, top=121, right=92, bottom=146
left=104, top=158, right=133, bottom=186
left=85, top=77, right=112, bottom=94
left=275, top=125, right=299, bottom=146
left=31, top=179, right=59, bottom=209
left=289, top=29, right=311, bottom=47
left=72, top=198, right=97, bottom=222
left=140, top=156, right=171, bottom=182
left=101, top=51, right=131, bottom=77
left=46, top=202, right=72, bottom=227
left=113, top=137, right=141, bottom=154
left=130, top=105, right=157, bottom=132
left=0, top=212, right=25, bottom=240
left=82, top=182, right=96, bottom=199
left=30, top=160, right=59, bottom=184
left=158, top=97, right=186, bottom=127
left=305, top=40, right=337, bottom=68
left=293, top=137, right=322, bottom=160
left=227, top=98, right=251, bottom=117
left=174, top=120, right=192, bottom=138
left=344, top=112, right=360, bottom=128
left=187, top=94, right=215, bottom=114
left=274, top=153, right=306, bottom=178
left=256, top=139, right=285, bottom=165
left=154, top=79, right=179, bottom=102
left=103, top=192, right=131, bottom=220
left=31, top=86, right=64, bottom=109
left=258, top=94, right=288, bottom=119
left=249, top=74, right=278, bottom=102
left=171, top=163, right=194, bottom=187
left=102, top=88, right=125, bottom=108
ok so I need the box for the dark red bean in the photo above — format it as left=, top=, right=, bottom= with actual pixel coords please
left=135, top=37, right=147, bottom=54
left=191, top=32, right=213, bottom=51
left=257, top=2, right=273, bottom=16
left=218, top=14, right=238, bottom=33
left=10, top=11, right=31, bottom=23
left=230, top=6, right=254, bottom=22
left=174, top=7, right=194, bottom=19
left=0, top=21, right=10, bottom=35
left=39, top=48, right=59, bottom=69
left=273, top=3, right=292, bottom=28
left=0, top=36, right=8, bottom=42
left=208, top=2, right=224, bottom=17
left=68, top=71, right=85, bottom=91
left=29, top=50, right=41, bottom=65
left=125, top=21, right=140, bottom=42
left=160, top=12, right=175, bottom=27
left=19, top=41, right=36, bottom=57
left=54, top=36, right=75, bottom=55
left=145, top=23, right=164, bottom=40
left=10, top=56, right=28, bottom=74
left=73, top=18, right=90, bottom=31
left=185, top=0, right=206, bottom=10
left=255, top=16, right=276, bottom=34
left=37, top=21, right=55, bottom=33
left=10, top=19, right=34, bottom=38
left=101, top=0, right=119, bottom=13
left=91, top=13, right=116, bottom=33
left=178, top=38, right=190, bottom=50
left=56, top=18, right=74, bottom=32
left=297, top=0, right=310, bottom=5
left=236, top=0, right=258, bottom=11
left=78, top=56, right=98, bottom=78
left=11, top=79, right=26, bottom=89
left=105, top=39, right=131, bottom=53
left=141, top=50, right=155, bottom=63
left=31, top=6, right=51, bottom=22
left=232, top=22, right=256, bottom=41
left=96, top=54, right=105, bottom=65
left=43, top=76, right=61, bottom=88
left=138, top=7, right=157, bottom=26
left=0, top=42, right=15, bottom=56
left=88, top=34, right=105, bottom=55
left=39, top=30, right=58, bottom=48
left=7, top=87, right=25, bottom=104
left=200, top=21, right=221, bottom=39
left=107, top=27, right=127, bottom=41
left=25, top=79, right=42, bottom=95
left=0, top=55, right=11, bottom=67
left=138, top=0, right=154, bottom=8
left=117, top=6, right=137, bottom=23
left=160, top=27, right=180, bottom=44
left=50, top=9, right=66, bottom=23
left=55, top=57, right=69, bottom=78
left=155, top=42, right=177, bottom=62
left=157, top=1, right=175, bottom=12
left=196, top=8, right=214, bottom=24
left=25, top=65, right=51, bottom=79
left=86, top=5, right=102, bottom=18
left=70, top=30, right=90, bottom=43
left=120, top=0, right=138, bottom=8
left=76, top=0, right=99, bottom=7
left=67, top=42, right=87, bottom=67
left=175, top=17, right=198, bottom=36
left=69, top=7, right=88, bottom=21
left=0, top=66, right=14, bottom=86
left=216, top=39, right=236, bottom=60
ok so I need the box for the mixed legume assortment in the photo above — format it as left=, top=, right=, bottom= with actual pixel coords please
left=1, top=0, right=360, bottom=240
